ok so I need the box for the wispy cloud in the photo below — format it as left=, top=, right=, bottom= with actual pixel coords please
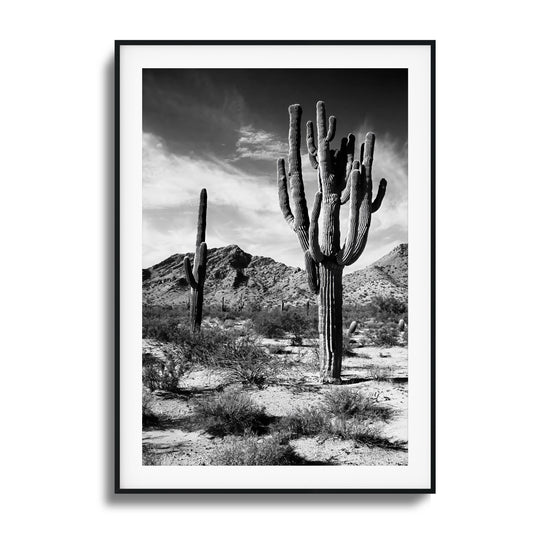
left=143, top=132, right=279, bottom=211
left=143, top=130, right=407, bottom=272
left=143, top=132, right=295, bottom=267
left=233, top=125, right=288, bottom=161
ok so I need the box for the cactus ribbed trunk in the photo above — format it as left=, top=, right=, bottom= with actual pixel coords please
left=190, top=273, right=204, bottom=332
left=318, top=262, right=343, bottom=381
left=277, top=101, right=387, bottom=383
left=183, top=189, right=208, bottom=333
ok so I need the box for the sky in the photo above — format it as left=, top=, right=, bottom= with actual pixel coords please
left=143, top=69, right=407, bottom=272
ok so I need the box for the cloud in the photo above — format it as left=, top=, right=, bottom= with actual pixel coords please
left=232, top=125, right=288, bottom=161
left=143, top=131, right=297, bottom=267
left=143, top=132, right=279, bottom=212
left=143, top=130, right=407, bottom=272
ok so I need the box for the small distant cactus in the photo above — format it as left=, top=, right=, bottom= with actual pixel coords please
left=348, top=321, right=358, bottom=336
left=184, top=189, right=208, bottom=332
left=221, top=296, right=226, bottom=312
left=398, top=318, right=406, bottom=331
left=281, top=299, right=285, bottom=312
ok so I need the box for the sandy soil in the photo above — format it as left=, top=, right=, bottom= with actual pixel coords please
left=142, top=332, right=408, bottom=466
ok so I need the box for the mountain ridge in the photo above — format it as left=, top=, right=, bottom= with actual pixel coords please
left=143, top=243, right=407, bottom=308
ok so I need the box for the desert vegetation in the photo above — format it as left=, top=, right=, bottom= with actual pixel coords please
left=141, top=101, right=407, bottom=467
left=142, top=292, right=407, bottom=466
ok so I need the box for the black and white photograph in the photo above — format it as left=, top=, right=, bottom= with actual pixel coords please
left=116, top=41, right=434, bottom=492
left=141, top=67, right=409, bottom=467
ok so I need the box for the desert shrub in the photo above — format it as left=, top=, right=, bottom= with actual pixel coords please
left=210, top=433, right=299, bottom=465
left=252, top=309, right=287, bottom=337
left=371, top=296, right=407, bottom=321
left=143, top=304, right=189, bottom=340
left=194, top=390, right=270, bottom=436
left=350, top=423, right=407, bottom=450
left=141, top=324, right=229, bottom=390
left=275, top=390, right=397, bottom=449
left=142, top=352, right=187, bottom=392
left=142, top=391, right=165, bottom=428
left=366, top=323, right=398, bottom=347
left=276, top=410, right=402, bottom=449
left=143, top=322, right=279, bottom=389
left=276, top=406, right=328, bottom=437
left=252, top=308, right=317, bottom=339
left=343, top=298, right=407, bottom=330
left=214, top=334, right=278, bottom=387
left=323, top=388, right=393, bottom=422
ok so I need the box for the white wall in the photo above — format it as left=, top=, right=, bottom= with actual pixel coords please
left=1, top=1, right=531, bottom=531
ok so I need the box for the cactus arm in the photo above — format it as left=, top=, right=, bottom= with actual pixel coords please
left=308, top=153, right=319, bottom=170
left=287, top=105, right=310, bottom=231
left=277, top=158, right=295, bottom=228
left=277, top=105, right=311, bottom=253
left=345, top=133, right=356, bottom=181
left=306, top=121, right=317, bottom=155
left=338, top=166, right=366, bottom=266
left=362, top=132, right=375, bottom=178
left=339, top=134, right=377, bottom=266
left=316, top=101, right=329, bottom=167
left=340, top=178, right=351, bottom=204
left=183, top=256, right=198, bottom=290
left=371, top=178, right=387, bottom=213
left=306, top=121, right=318, bottom=169
left=340, top=158, right=360, bottom=205
left=326, top=116, right=336, bottom=142
left=196, top=188, right=207, bottom=247
left=288, top=105, right=302, bottom=178
left=304, top=251, right=319, bottom=294
left=309, top=191, right=324, bottom=264
left=334, top=138, right=348, bottom=188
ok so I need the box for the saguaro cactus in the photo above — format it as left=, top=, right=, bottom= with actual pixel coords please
left=183, top=189, right=208, bottom=332
left=277, top=102, right=387, bottom=382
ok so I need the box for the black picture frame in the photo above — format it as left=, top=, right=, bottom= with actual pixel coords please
left=115, top=40, right=435, bottom=494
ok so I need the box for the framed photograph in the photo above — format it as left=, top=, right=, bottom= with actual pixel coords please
left=115, top=40, right=435, bottom=493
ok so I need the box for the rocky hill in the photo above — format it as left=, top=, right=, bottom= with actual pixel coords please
left=343, top=243, right=408, bottom=304
left=143, top=243, right=407, bottom=309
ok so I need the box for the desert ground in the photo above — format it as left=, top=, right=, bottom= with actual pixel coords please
left=142, top=307, right=408, bottom=466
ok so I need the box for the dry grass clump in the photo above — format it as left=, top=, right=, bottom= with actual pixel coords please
left=143, top=325, right=280, bottom=391
left=276, top=406, right=328, bottom=437
left=350, top=423, right=406, bottom=449
left=275, top=388, right=404, bottom=450
left=194, top=390, right=271, bottom=436
left=209, top=433, right=299, bottom=465
left=323, top=388, right=393, bottom=422
left=366, top=324, right=399, bottom=347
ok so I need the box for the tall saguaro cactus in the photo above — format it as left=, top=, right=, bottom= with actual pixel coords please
left=183, top=189, right=208, bottom=332
left=277, top=102, right=387, bottom=382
